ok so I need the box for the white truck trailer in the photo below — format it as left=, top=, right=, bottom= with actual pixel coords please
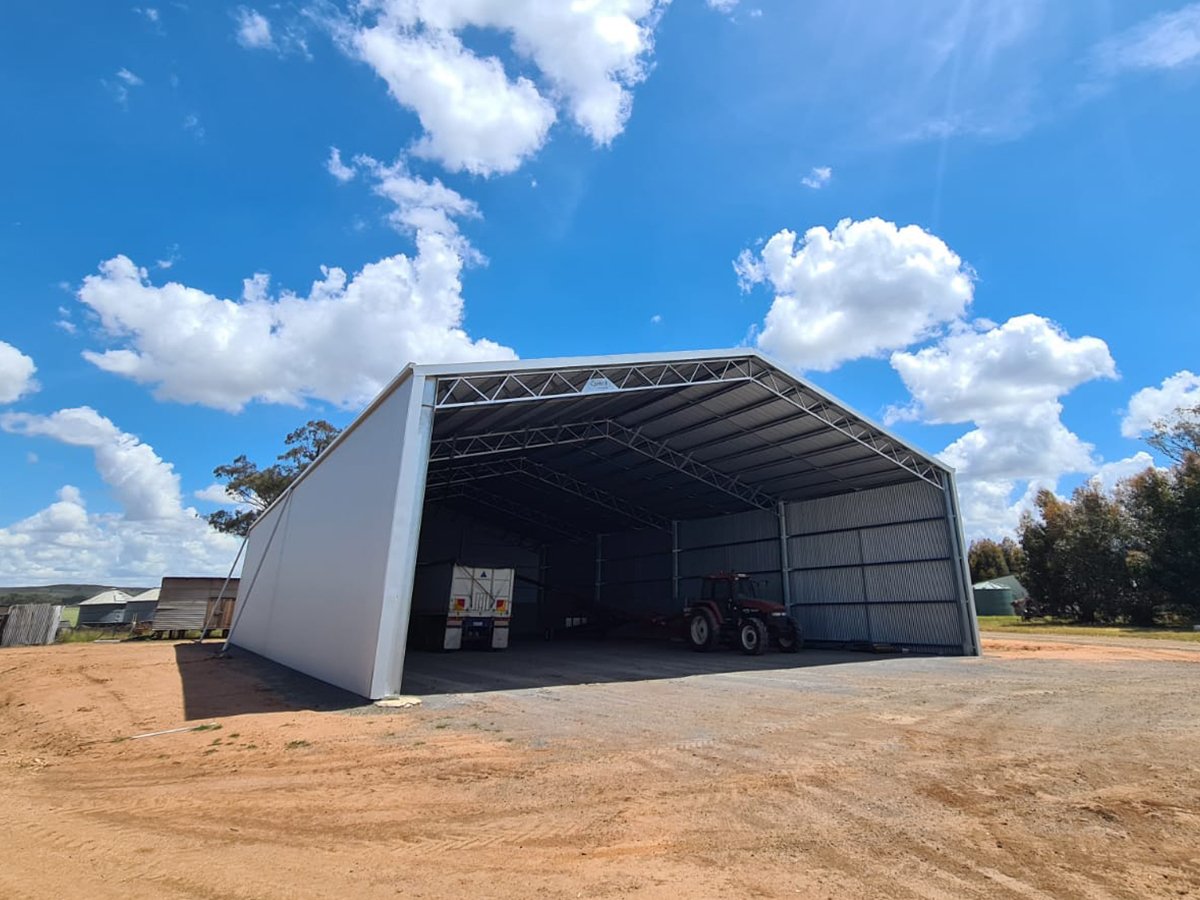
left=409, top=563, right=515, bottom=651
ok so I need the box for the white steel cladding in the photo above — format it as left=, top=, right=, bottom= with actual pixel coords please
left=231, top=374, right=420, bottom=697
left=230, top=350, right=978, bottom=699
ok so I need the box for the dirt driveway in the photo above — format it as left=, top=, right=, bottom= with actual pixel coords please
left=1, top=637, right=1197, bottom=899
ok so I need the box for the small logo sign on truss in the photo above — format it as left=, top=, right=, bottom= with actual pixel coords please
left=582, top=374, right=619, bottom=394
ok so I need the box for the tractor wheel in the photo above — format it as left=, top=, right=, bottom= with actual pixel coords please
left=687, top=609, right=720, bottom=652
left=738, top=618, right=768, bottom=655
left=777, top=620, right=803, bottom=653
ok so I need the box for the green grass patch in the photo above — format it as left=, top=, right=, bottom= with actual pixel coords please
left=285, top=740, right=312, bottom=750
left=978, top=615, right=1200, bottom=642
left=59, top=628, right=118, bottom=644
left=192, top=723, right=223, bottom=732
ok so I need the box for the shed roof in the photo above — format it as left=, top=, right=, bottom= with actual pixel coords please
left=79, top=589, right=132, bottom=606
left=254, top=350, right=954, bottom=542
left=132, top=588, right=160, bottom=602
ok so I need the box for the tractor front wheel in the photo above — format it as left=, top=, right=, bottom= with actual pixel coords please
left=738, top=618, right=768, bottom=655
left=687, top=609, right=720, bottom=652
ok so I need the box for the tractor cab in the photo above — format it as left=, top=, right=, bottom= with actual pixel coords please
left=702, top=572, right=784, bottom=615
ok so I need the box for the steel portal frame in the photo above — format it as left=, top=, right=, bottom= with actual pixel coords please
left=431, top=356, right=946, bottom=491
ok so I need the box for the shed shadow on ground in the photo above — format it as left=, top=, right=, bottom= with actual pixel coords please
left=173, top=642, right=369, bottom=720
left=401, top=637, right=914, bottom=696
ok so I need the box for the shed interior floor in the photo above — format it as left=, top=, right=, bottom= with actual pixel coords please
left=400, top=637, right=895, bottom=696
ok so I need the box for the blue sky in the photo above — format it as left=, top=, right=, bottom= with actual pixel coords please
left=1, top=0, right=1198, bottom=583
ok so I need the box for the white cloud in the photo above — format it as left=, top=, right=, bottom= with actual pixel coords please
left=0, top=410, right=240, bottom=583
left=889, top=314, right=1117, bottom=425
left=353, top=154, right=481, bottom=252
left=3, top=407, right=183, bottom=520
left=183, top=113, right=205, bottom=140
left=1091, top=452, right=1157, bottom=492
left=736, top=217, right=974, bottom=371
left=801, top=166, right=832, bottom=189
left=889, top=315, right=1118, bottom=539
left=235, top=7, right=274, bottom=49
left=134, top=7, right=160, bottom=25
left=1121, top=370, right=1200, bottom=438
left=326, top=147, right=356, bottom=183
left=194, top=483, right=252, bottom=508
left=104, top=69, right=144, bottom=106
left=940, top=405, right=1097, bottom=483
left=650, top=314, right=662, bottom=324
left=354, top=24, right=555, bottom=176
left=343, top=0, right=664, bottom=175
left=0, top=340, right=37, bottom=403
left=707, top=0, right=739, bottom=12
left=1093, top=3, right=1200, bottom=74
left=75, top=232, right=514, bottom=412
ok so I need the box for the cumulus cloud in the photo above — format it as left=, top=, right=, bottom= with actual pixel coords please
left=234, top=7, right=274, bottom=49
left=889, top=315, right=1118, bottom=539
left=736, top=217, right=974, bottom=371
left=1091, top=451, right=1157, bottom=492
left=3, top=407, right=187, bottom=520
left=801, top=166, right=832, bottom=189
left=0, top=409, right=240, bottom=583
left=75, top=232, right=513, bottom=412
left=1092, top=3, right=1200, bottom=75
left=352, top=154, right=481, bottom=250
left=343, top=0, right=664, bottom=175
left=0, top=341, right=37, bottom=403
left=889, top=314, right=1117, bottom=425
left=1121, top=370, right=1200, bottom=438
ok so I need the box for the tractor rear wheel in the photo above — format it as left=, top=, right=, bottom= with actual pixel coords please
left=687, top=609, right=720, bottom=652
left=738, top=618, right=768, bottom=655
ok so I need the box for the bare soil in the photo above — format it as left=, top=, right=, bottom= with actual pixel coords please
left=1, top=637, right=1198, bottom=899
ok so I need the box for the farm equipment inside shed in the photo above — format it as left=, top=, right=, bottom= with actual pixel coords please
left=684, top=572, right=802, bottom=655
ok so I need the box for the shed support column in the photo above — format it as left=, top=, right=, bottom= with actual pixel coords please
left=776, top=502, right=792, bottom=613
left=671, top=521, right=680, bottom=610
left=942, top=472, right=981, bottom=656
left=594, top=533, right=604, bottom=608
left=537, top=543, right=548, bottom=639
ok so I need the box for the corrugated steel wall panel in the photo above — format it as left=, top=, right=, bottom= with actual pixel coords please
left=0, top=604, right=62, bottom=646
left=865, top=602, right=963, bottom=646
left=786, top=481, right=945, bottom=534
left=78, top=605, right=127, bottom=626
left=789, top=532, right=861, bottom=569
left=784, top=481, right=967, bottom=652
left=791, top=568, right=865, bottom=605
left=863, top=561, right=957, bottom=603
left=794, top=603, right=868, bottom=642
left=679, top=508, right=777, bottom=546
left=678, top=541, right=780, bottom=577
left=860, top=520, right=950, bottom=564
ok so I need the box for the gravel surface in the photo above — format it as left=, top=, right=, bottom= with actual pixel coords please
left=1, top=638, right=1197, bottom=899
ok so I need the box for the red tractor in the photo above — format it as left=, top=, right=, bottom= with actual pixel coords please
left=685, top=572, right=802, bottom=655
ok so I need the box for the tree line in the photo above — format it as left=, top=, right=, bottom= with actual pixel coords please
left=969, top=404, right=1200, bottom=625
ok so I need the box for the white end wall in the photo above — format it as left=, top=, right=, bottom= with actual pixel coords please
left=231, top=375, right=420, bottom=697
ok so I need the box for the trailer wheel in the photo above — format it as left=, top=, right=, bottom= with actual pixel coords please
left=739, top=618, right=768, bottom=655
left=687, top=609, right=720, bottom=652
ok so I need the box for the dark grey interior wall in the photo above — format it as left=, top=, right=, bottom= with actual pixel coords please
left=415, top=505, right=541, bottom=637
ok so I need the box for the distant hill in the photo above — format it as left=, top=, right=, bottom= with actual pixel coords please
left=0, top=584, right=153, bottom=606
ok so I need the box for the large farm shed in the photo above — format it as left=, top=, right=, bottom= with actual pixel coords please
left=231, top=351, right=980, bottom=699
